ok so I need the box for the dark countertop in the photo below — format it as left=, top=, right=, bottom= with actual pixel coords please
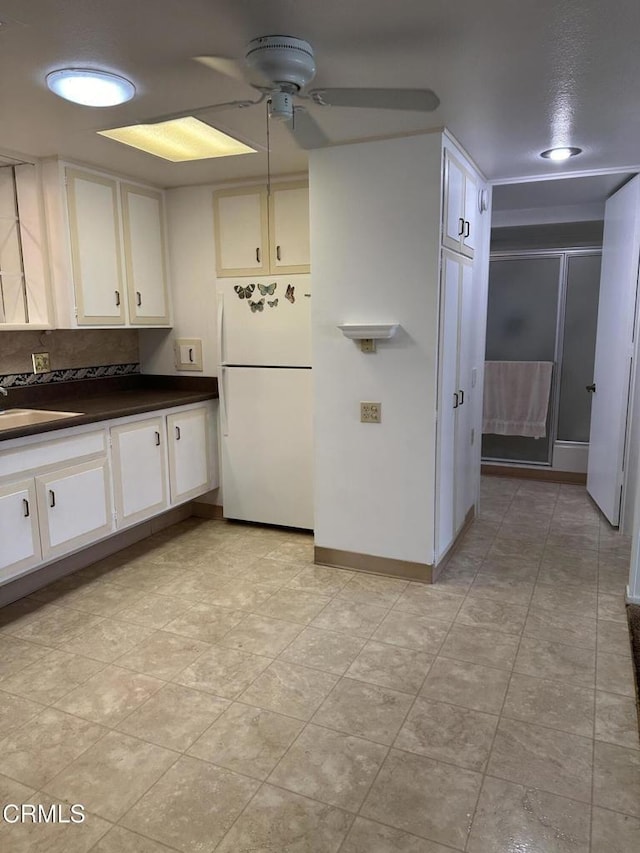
left=0, top=374, right=218, bottom=442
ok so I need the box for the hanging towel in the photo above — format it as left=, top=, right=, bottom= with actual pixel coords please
left=483, top=361, right=554, bottom=438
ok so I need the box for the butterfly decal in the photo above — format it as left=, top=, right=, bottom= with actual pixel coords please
left=267, top=299, right=278, bottom=308
left=249, top=298, right=265, bottom=313
left=234, top=284, right=255, bottom=300
left=285, top=284, right=295, bottom=304
left=258, top=282, right=277, bottom=296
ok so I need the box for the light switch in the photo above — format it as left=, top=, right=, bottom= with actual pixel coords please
left=174, top=338, right=203, bottom=371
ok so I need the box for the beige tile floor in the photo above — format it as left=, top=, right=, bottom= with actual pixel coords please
left=0, top=477, right=637, bottom=851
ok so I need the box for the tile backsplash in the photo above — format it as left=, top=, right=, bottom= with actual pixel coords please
left=0, top=330, right=139, bottom=376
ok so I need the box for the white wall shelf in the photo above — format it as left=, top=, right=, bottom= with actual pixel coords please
left=337, top=323, right=399, bottom=340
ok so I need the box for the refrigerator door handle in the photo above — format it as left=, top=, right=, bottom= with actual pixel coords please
left=219, top=366, right=229, bottom=436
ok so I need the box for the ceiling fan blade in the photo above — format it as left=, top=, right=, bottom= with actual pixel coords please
left=287, top=108, right=329, bottom=150
left=309, top=87, right=440, bottom=112
left=193, top=55, right=273, bottom=90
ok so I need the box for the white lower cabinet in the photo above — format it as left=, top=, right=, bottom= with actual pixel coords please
left=0, top=400, right=216, bottom=586
left=0, top=480, right=41, bottom=581
left=111, top=417, right=168, bottom=527
left=36, top=458, right=112, bottom=561
left=167, top=407, right=210, bottom=503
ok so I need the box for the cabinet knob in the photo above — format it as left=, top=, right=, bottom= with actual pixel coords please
left=586, top=383, right=596, bottom=393
left=23, top=498, right=30, bottom=518
left=276, top=245, right=282, bottom=262
left=256, top=247, right=261, bottom=263
left=115, top=290, right=120, bottom=307
left=49, top=489, right=56, bottom=508
left=155, top=431, right=161, bottom=446
left=464, top=220, right=470, bottom=239
left=453, top=392, right=459, bottom=409
left=458, top=389, right=465, bottom=405
left=175, top=425, right=181, bottom=440
left=458, top=217, right=465, bottom=236
left=136, top=291, right=142, bottom=307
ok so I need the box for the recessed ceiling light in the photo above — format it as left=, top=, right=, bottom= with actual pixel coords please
left=46, top=69, right=135, bottom=107
left=540, top=146, right=582, bottom=161
left=97, top=116, right=257, bottom=161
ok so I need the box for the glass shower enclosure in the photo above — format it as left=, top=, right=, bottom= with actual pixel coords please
left=482, top=250, right=601, bottom=465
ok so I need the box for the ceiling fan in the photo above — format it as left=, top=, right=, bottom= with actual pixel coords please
left=147, top=35, right=440, bottom=150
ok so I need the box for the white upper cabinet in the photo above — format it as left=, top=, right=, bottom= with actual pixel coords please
left=269, top=182, right=311, bottom=274
left=214, top=187, right=269, bottom=277
left=121, top=184, right=170, bottom=324
left=66, top=169, right=125, bottom=325
left=42, top=160, right=171, bottom=328
left=213, top=182, right=310, bottom=277
left=443, top=150, right=478, bottom=259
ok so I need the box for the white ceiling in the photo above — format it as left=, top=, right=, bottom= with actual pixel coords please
left=1, top=0, right=639, bottom=189
left=492, top=173, right=635, bottom=211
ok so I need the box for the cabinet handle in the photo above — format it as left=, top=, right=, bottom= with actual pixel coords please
left=464, top=220, right=470, bottom=238
left=23, top=498, right=30, bottom=518
left=458, top=389, right=464, bottom=405
left=453, top=392, right=459, bottom=409
left=276, top=244, right=282, bottom=261
left=256, top=247, right=261, bottom=263
left=458, top=217, right=465, bottom=236
left=136, top=291, right=142, bottom=307
left=175, top=425, right=181, bottom=440
left=155, top=431, right=161, bottom=446
left=49, top=489, right=56, bottom=508
left=188, top=347, right=194, bottom=363
left=115, top=290, right=120, bottom=306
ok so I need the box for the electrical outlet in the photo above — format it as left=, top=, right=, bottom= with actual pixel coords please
left=32, top=352, right=50, bottom=374
left=360, top=401, right=381, bottom=423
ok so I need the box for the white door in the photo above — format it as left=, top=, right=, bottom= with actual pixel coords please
left=167, top=408, right=211, bottom=503
left=270, top=184, right=311, bottom=273
left=455, top=259, right=475, bottom=528
left=0, top=480, right=41, bottom=581
left=214, top=188, right=269, bottom=276
left=221, top=367, right=314, bottom=529
left=66, top=169, right=125, bottom=325
left=219, top=275, right=312, bottom=367
left=443, top=152, right=465, bottom=254
left=36, top=458, right=112, bottom=560
left=111, top=418, right=168, bottom=526
left=436, top=253, right=461, bottom=558
left=121, top=185, right=170, bottom=325
left=587, top=175, right=640, bottom=524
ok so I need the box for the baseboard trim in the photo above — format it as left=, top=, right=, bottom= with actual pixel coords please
left=0, top=504, right=193, bottom=608
left=481, top=464, right=587, bottom=485
left=314, top=546, right=432, bottom=583
left=191, top=503, right=224, bottom=520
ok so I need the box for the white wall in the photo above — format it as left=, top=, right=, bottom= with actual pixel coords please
left=309, top=133, right=443, bottom=564
left=139, top=185, right=218, bottom=376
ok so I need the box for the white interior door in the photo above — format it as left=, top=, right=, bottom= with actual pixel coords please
left=221, top=367, right=314, bottom=529
left=456, top=259, right=475, bottom=528
left=587, top=175, right=640, bottom=524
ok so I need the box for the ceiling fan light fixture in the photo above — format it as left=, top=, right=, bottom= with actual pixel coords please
left=540, top=146, right=582, bottom=161
left=268, top=91, right=294, bottom=121
left=46, top=68, right=135, bottom=106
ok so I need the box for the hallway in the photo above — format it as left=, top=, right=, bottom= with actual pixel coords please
left=0, top=477, right=637, bottom=851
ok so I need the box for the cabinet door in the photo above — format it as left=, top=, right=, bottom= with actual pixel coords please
left=36, top=458, right=112, bottom=560
left=167, top=408, right=211, bottom=503
left=0, top=480, right=41, bottom=582
left=121, top=184, right=170, bottom=325
left=269, top=183, right=311, bottom=273
left=214, top=188, right=269, bottom=277
left=442, top=152, right=466, bottom=255
left=455, top=259, right=475, bottom=528
left=436, top=252, right=461, bottom=559
left=111, top=418, right=168, bottom=527
left=66, top=169, right=125, bottom=325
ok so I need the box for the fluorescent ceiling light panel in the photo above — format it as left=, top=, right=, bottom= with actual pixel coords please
left=98, top=117, right=257, bottom=161
left=46, top=69, right=135, bottom=106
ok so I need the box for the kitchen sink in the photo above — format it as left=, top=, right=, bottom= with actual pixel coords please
left=0, top=409, right=83, bottom=429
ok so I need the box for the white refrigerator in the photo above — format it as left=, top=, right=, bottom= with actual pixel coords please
left=217, top=275, right=314, bottom=529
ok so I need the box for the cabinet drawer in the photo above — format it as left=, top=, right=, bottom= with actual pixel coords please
left=0, top=430, right=106, bottom=480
